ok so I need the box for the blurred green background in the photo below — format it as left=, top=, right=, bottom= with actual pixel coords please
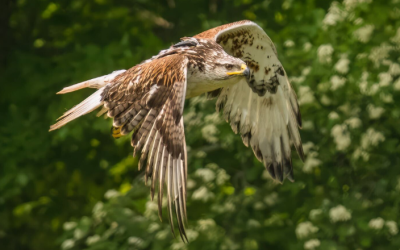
left=2, top=0, right=400, bottom=249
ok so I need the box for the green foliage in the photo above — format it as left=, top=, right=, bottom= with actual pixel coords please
left=1, top=0, right=400, bottom=249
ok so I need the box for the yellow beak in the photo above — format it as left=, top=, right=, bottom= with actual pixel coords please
left=227, top=64, right=248, bottom=76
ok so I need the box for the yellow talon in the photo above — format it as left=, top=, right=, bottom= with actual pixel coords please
left=111, top=126, right=123, bottom=139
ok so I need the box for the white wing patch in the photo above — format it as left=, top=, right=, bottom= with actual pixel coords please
left=213, top=21, right=304, bottom=182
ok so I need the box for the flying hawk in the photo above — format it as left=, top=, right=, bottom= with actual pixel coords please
left=50, top=20, right=304, bottom=241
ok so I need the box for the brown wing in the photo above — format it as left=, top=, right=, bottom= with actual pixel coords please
left=50, top=54, right=189, bottom=241
left=195, top=21, right=304, bottom=183
left=102, top=54, right=189, bottom=241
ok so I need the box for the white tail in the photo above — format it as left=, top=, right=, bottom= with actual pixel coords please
left=49, top=70, right=125, bottom=131
left=49, top=87, right=105, bottom=131
left=56, top=70, right=126, bottom=94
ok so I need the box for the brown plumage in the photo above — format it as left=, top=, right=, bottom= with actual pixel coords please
left=50, top=20, right=304, bottom=241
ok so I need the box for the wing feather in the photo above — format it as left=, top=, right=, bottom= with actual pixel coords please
left=51, top=54, right=190, bottom=240
left=197, top=20, right=303, bottom=182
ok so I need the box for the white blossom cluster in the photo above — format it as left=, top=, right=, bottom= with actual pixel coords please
left=334, top=56, right=350, bottom=74
left=104, top=189, right=120, bottom=199
left=353, top=25, right=374, bottom=43
left=303, top=151, right=322, bottom=173
left=329, top=205, right=351, bottom=222
left=369, top=217, right=385, bottom=229
left=61, top=239, right=75, bottom=249
left=192, top=186, right=215, bottom=202
left=86, top=235, right=101, bottom=245
left=317, top=44, right=334, bottom=64
left=298, top=86, right=315, bottom=104
left=323, top=2, right=346, bottom=26
left=330, top=75, right=347, bottom=90
left=309, top=209, right=323, bottom=221
left=296, top=221, right=319, bottom=239
left=361, top=128, right=385, bottom=150
left=195, top=168, right=215, bottom=182
left=386, top=221, right=399, bottom=235
left=331, top=124, right=351, bottom=151
left=369, top=43, right=392, bottom=67
left=304, top=239, right=321, bottom=250
left=63, top=221, right=77, bottom=231
left=367, top=104, right=385, bottom=119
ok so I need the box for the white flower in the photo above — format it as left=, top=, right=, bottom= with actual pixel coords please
left=247, top=219, right=261, bottom=228
left=284, top=40, right=295, bottom=47
left=298, top=86, right=315, bottom=104
left=155, top=229, right=169, bottom=240
left=303, top=42, right=312, bottom=52
left=127, top=237, right=144, bottom=247
left=394, top=78, right=400, bottom=90
left=201, top=124, right=219, bottom=143
left=192, top=186, right=215, bottom=202
left=147, top=223, right=160, bottom=233
left=92, top=201, right=106, bottom=221
left=386, top=221, right=398, bottom=235
left=197, top=219, right=216, bottom=231
left=61, top=239, right=75, bottom=249
left=378, top=72, right=393, bottom=87
left=329, top=205, right=351, bottom=223
left=302, top=67, right=312, bottom=76
left=361, top=128, right=385, bottom=149
left=369, top=217, right=385, bottom=229
left=331, top=124, right=351, bottom=151
left=391, top=27, right=400, bottom=44
left=195, top=168, right=215, bottom=182
left=320, top=95, right=331, bottom=105
left=216, top=169, right=230, bottom=185
left=296, top=221, right=319, bottom=239
left=353, top=147, right=370, bottom=161
left=353, top=25, right=374, bottom=43
left=354, top=17, right=363, bottom=25
left=368, top=105, right=385, bottom=119
left=369, top=43, right=391, bottom=67
left=187, top=179, right=196, bottom=189
left=104, top=189, right=120, bottom=199
left=334, top=57, right=350, bottom=74
left=380, top=93, right=393, bottom=103
left=304, top=239, right=321, bottom=250
left=303, top=152, right=322, bottom=173
left=389, top=63, right=400, bottom=76
left=171, top=242, right=187, bottom=250
left=86, top=235, right=100, bottom=245
left=317, top=44, right=334, bottom=64
left=63, top=221, right=77, bottom=231
left=345, top=117, right=362, bottom=129
left=302, top=142, right=315, bottom=155
left=328, top=111, right=339, bottom=120
left=330, top=75, right=347, bottom=90
left=323, top=2, right=345, bottom=26
left=73, top=228, right=85, bottom=240
left=309, top=209, right=323, bottom=220
left=186, top=229, right=199, bottom=241
left=264, top=192, right=279, bottom=206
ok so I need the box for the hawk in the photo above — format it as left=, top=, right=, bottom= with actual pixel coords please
left=50, top=20, right=304, bottom=241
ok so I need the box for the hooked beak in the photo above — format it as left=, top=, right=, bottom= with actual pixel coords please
left=227, top=64, right=249, bottom=76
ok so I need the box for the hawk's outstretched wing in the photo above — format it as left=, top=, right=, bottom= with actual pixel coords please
left=196, top=20, right=304, bottom=182
left=50, top=55, right=189, bottom=241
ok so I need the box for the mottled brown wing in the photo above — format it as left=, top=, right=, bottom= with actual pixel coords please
left=102, top=55, right=189, bottom=241
left=196, top=21, right=304, bottom=183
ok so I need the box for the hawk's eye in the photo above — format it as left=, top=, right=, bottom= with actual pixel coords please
left=225, top=64, right=234, bottom=70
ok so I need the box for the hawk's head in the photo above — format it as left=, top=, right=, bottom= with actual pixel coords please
left=175, top=38, right=249, bottom=97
